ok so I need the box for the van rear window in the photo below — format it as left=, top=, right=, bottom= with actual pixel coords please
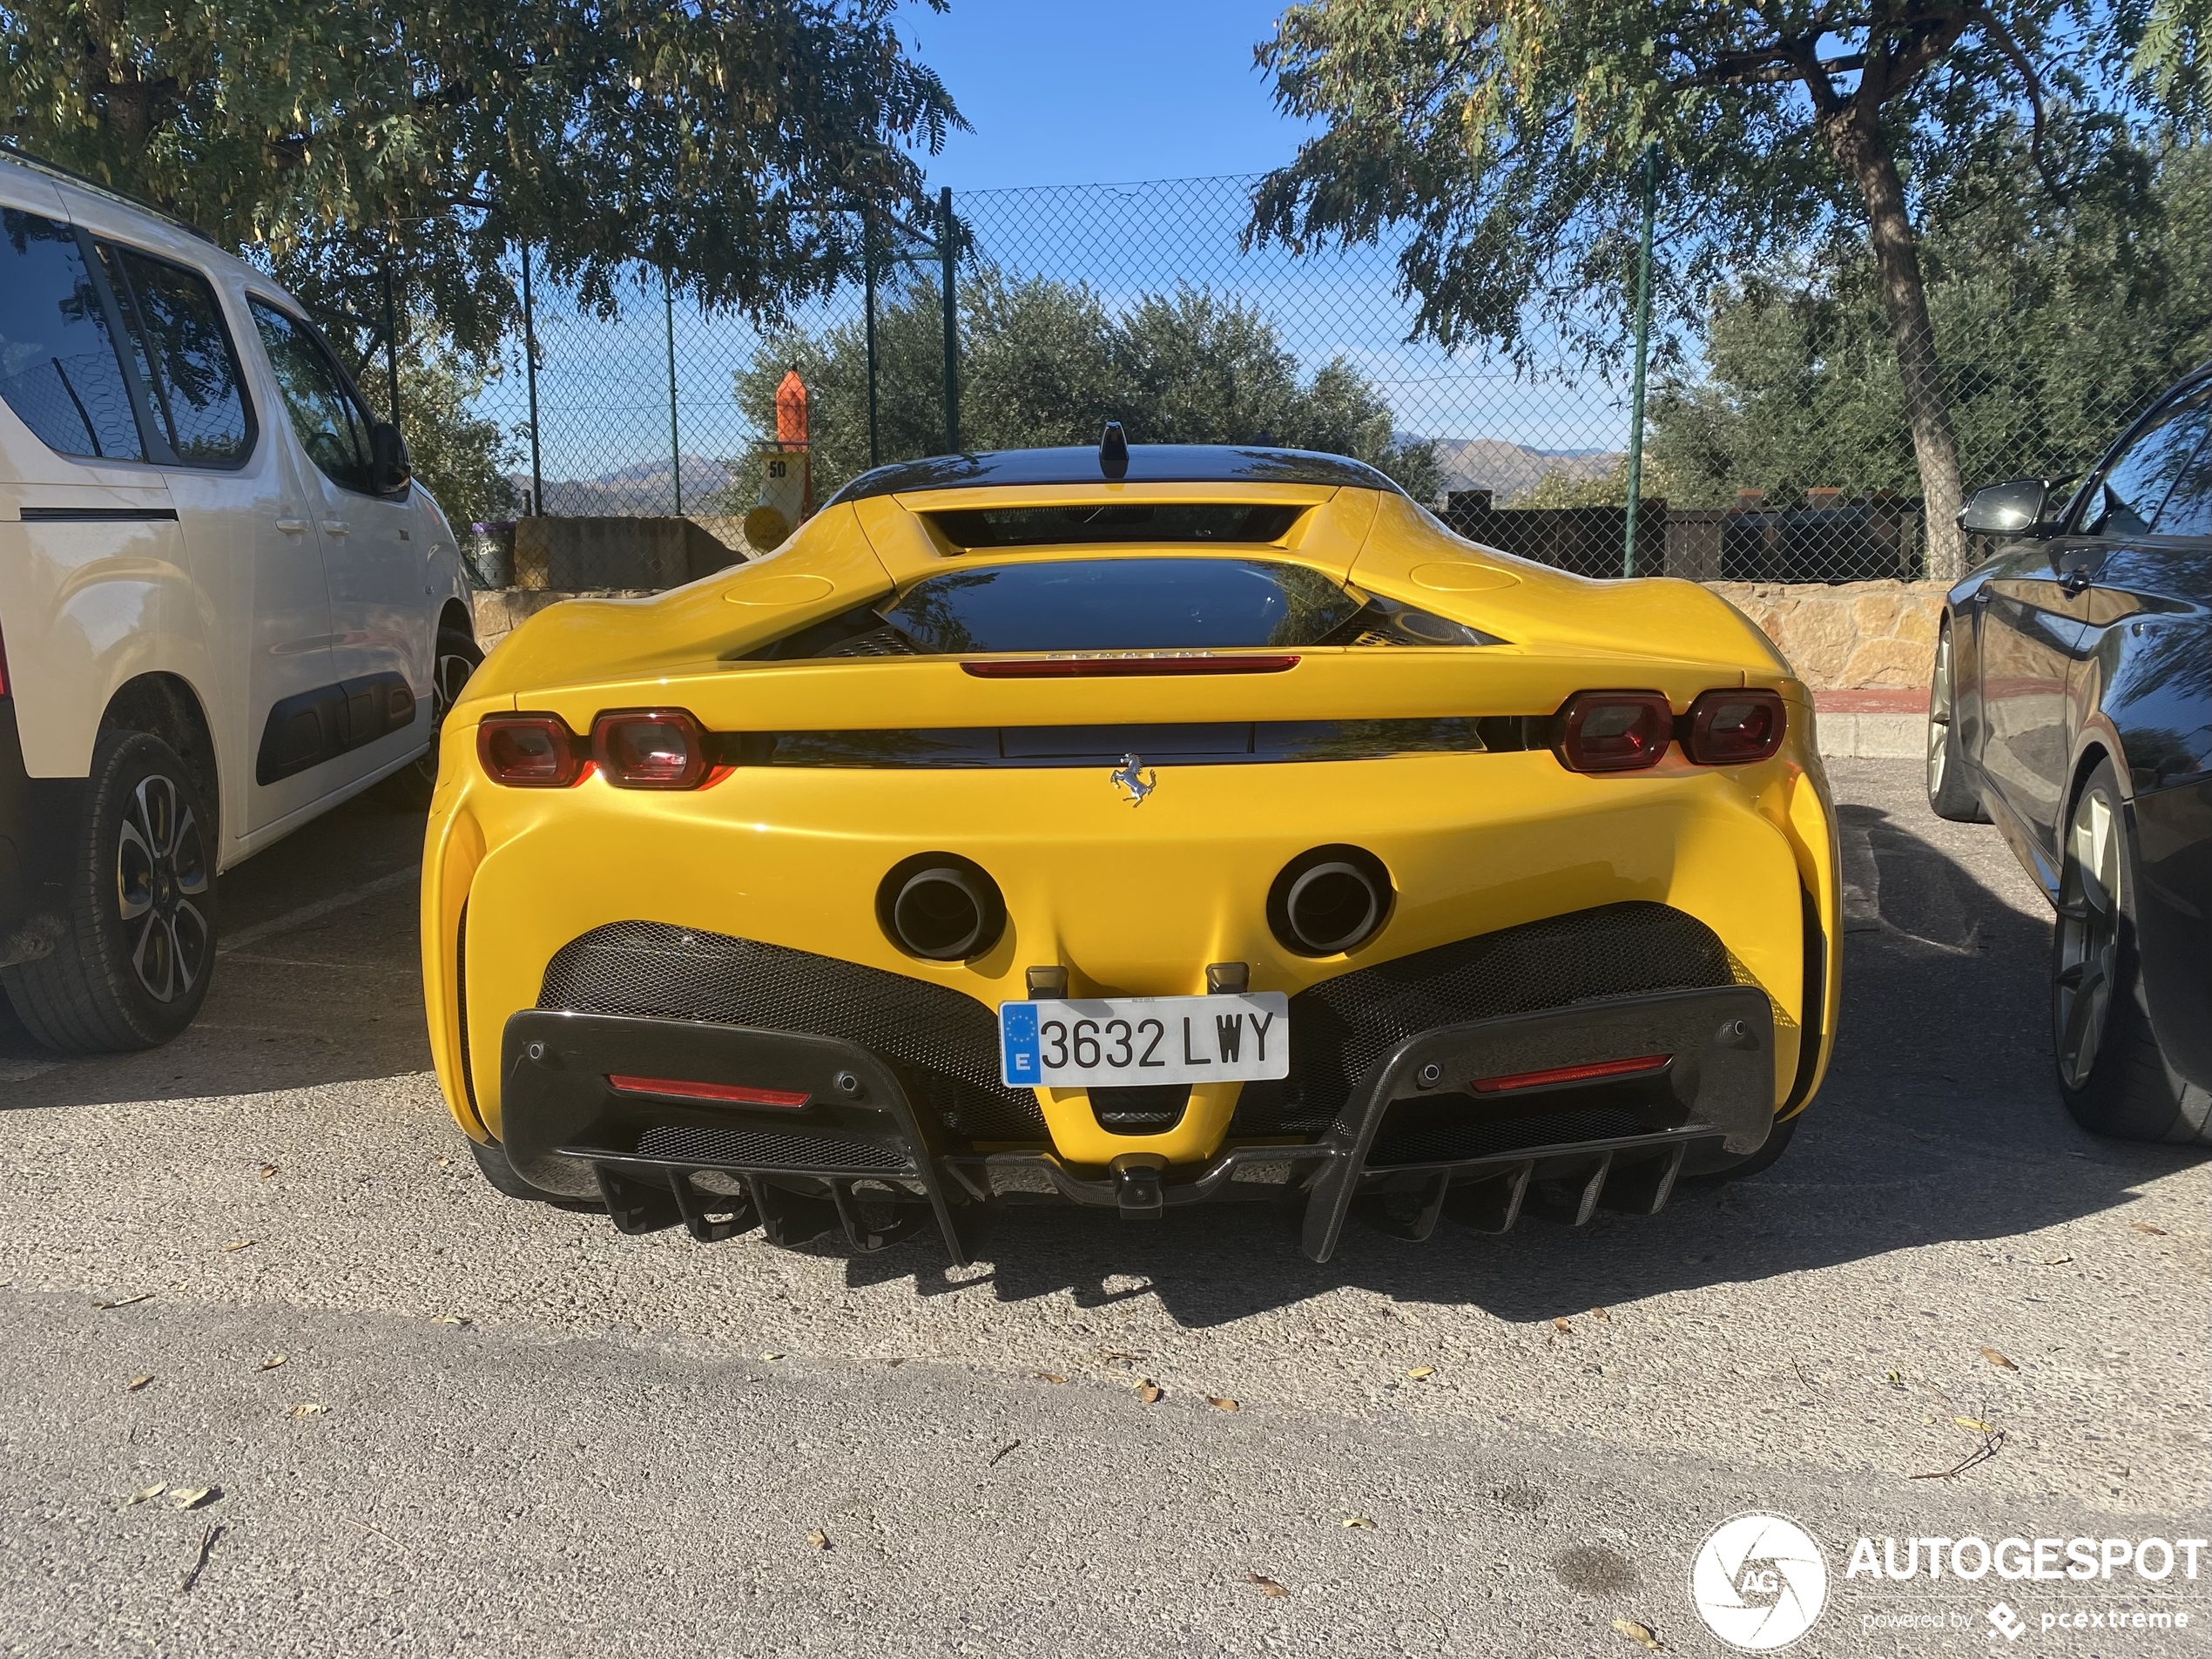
left=925, top=503, right=1305, bottom=549
left=0, top=210, right=144, bottom=461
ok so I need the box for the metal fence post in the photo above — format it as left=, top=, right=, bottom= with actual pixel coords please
left=664, top=266, right=682, bottom=516
left=520, top=241, right=543, bottom=516
left=865, top=218, right=880, bottom=469
left=940, top=185, right=959, bottom=455
left=380, top=258, right=401, bottom=429
left=1622, top=145, right=1657, bottom=577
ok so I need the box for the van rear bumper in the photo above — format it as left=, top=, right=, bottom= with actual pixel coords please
left=0, top=698, right=80, bottom=967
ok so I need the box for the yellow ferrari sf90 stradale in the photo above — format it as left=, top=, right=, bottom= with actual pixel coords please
left=421, top=433, right=1839, bottom=1264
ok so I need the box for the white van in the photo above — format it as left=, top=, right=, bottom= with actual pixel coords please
left=0, top=152, right=475, bottom=1053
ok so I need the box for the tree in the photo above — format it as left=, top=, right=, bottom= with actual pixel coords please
left=1650, top=137, right=2212, bottom=509
left=349, top=327, right=523, bottom=531
left=0, top=2, right=963, bottom=358
left=1250, top=1, right=2144, bottom=577
left=730, top=270, right=1440, bottom=502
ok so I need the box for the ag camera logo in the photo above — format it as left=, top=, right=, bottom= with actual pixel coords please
left=1689, top=1512, right=1831, bottom=1650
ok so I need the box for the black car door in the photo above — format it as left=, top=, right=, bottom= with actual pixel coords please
left=1979, top=389, right=2211, bottom=860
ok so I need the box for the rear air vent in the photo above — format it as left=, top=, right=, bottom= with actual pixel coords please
left=923, top=503, right=1306, bottom=549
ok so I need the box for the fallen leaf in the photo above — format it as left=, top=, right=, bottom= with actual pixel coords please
left=1611, top=1616, right=1663, bottom=1650
left=1136, top=1380, right=1163, bottom=1405
left=125, top=1376, right=152, bottom=1393
left=805, top=1528, right=830, bottom=1551
left=2131, top=1223, right=2168, bottom=1236
left=762, top=1352, right=785, bottom=1361
left=1953, top=1415, right=1996, bottom=1434
left=1031, top=1372, right=1067, bottom=1385
left=1207, top=1396, right=1240, bottom=1413
left=256, top=1354, right=286, bottom=1372
left=1405, top=1366, right=1436, bottom=1380
left=1553, top=1317, right=1573, bottom=1334
left=259, top=1163, right=278, bottom=1179
left=2040, top=1255, right=2074, bottom=1266
left=95, top=1292, right=154, bottom=1310
left=430, top=1315, right=468, bottom=1326
left=1980, top=1347, right=2019, bottom=1372
left=1589, top=1307, right=1612, bottom=1323
left=1342, top=1516, right=1375, bottom=1530
left=1246, top=1574, right=1288, bottom=1598
left=1885, top=1370, right=1905, bottom=1390
left=170, top=1486, right=219, bottom=1511
left=125, top=1484, right=167, bottom=1507
left=290, top=1403, right=327, bottom=1418
left=221, top=1239, right=254, bottom=1252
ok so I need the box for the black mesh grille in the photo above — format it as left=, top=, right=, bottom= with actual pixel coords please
left=1234, top=903, right=1738, bottom=1136
left=632, top=1122, right=908, bottom=1173
left=1089, top=1083, right=1191, bottom=1132
left=537, top=922, right=1044, bottom=1141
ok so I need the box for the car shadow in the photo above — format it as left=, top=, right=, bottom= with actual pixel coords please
left=835, top=799, right=2206, bottom=1324
left=0, top=790, right=433, bottom=1108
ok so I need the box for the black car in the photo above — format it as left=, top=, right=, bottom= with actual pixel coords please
left=1928, top=364, right=2212, bottom=1143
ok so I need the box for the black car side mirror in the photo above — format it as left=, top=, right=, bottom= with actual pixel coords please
left=369, top=421, right=412, bottom=493
left=1958, top=477, right=2054, bottom=536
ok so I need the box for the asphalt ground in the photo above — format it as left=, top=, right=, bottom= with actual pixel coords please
left=0, top=760, right=2204, bottom=1657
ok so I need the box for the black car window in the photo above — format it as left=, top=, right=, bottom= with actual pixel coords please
left=98, top=245, right=253, bottom=465
left=2081, top=393, right=2212, bottom=539
left=249, top=298, right=374, bottom=492
left=880, top=559, right=1366, bottom=653
left=0, top=208, right=143, bottom=461
left=2149, top=427, right=2212, bottom=539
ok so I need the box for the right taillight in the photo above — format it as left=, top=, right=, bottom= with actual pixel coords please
left=1683, top=689, right=1787, bottom=765
left=477, top=712, right=584, bottom=786
left=1553, top=691, right=1675, bottom=772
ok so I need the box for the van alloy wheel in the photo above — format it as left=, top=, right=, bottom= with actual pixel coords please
left=115, top=772, right=212, bottom=1003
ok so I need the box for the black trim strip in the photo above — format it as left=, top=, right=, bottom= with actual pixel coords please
left=254, top=672, right=417, bottom=784
left=19, top=505, right=179, bottom=522
left=725, top=717, right=1544, bottom=769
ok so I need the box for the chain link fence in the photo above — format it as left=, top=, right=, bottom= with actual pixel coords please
left=411, top=172, right=2139, bottom=590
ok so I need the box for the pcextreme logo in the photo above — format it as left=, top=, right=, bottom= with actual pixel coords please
left=1689, top=1512, right=1831, bottom=1651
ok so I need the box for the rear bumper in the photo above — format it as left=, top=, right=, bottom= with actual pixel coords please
left=498, top=983, right=1776, bottom=1263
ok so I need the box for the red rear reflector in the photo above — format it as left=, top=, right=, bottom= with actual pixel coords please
left=962, top=654, right=1300, bottom=678
left=592, top=708, right=711, bottom=788
left=1683, top=688, right=1787, bottom=765
left=607, top=1074, right=810, bottom=1108
left=1471, top=1054, right=1670, bottom=1094
left=1553, top=691, right=1675, bottom=772
left=478, top=713, right=583, bottom=786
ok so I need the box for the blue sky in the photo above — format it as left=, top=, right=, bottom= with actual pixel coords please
left=900, top=1, right=1310, bottom=189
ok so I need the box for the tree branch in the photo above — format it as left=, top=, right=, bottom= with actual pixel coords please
left=1966, top=3, right=2071, bottom=202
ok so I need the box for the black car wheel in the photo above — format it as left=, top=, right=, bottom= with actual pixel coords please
left=1, top=730, right=217, bottom=1052
left=1925, top=620, right=1989, bottom=823
left=381, top=625, right=483, bottom=809
left=2052, top=758, right=2211, bottom=1143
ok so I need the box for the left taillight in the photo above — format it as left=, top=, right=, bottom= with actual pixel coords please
left=1554, top=691, right=1675, bottom=772
left=591, top=708, right=712, bottom=789
left=477, top=713, right=583, bottom=787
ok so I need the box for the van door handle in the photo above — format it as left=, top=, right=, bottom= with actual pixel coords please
left=275, top=515, right=307, bottom=534
left=321, top=520, right=350, bottom=537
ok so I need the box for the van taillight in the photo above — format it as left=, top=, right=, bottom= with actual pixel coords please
left=591, top=709, right=711, bottom=789
left=1683, top=689, right=1787, bottom=765
left=477, top=713, right=583, bottom=786
left=1553, top=691, right=1675, bottom=772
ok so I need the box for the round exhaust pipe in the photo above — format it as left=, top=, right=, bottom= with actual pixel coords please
left=1267, top=845, right=1393, bottom=957
left=878, top=853, right=1007, bottom=961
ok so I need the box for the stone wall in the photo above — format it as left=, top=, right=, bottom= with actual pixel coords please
left=1705, top=579, right=1946, bottom=691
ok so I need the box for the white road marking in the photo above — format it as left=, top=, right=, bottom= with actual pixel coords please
left=218, top=865, right=421, bottom=955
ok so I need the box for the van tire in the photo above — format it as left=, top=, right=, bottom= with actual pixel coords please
left=1, top=731, right=218, bottom=1052
left=380, top=627, right=482, bottom=810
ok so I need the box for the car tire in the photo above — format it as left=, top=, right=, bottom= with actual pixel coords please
left=465, top=1135, right=602, bottom=1211
left=1926, top=618, right=1990, bottom=823
left=2050, top=758, right=2212, bottom=1143
left=0, top=730, right=218, bottom=1053
left=1683, top=1110, right=1797, bottom=1185
left=380, top=626, right=483, bottom=810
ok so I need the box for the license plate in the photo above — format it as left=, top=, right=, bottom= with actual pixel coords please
left=999, top=994, right=1291, bottom=1089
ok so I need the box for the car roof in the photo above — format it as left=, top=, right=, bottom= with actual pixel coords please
left=822, top=444, right=1406, bottom=507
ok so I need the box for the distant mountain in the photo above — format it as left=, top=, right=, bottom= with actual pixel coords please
left=504, top=454, right=740, bottom=518
left=1425, top=438, right=1618, bottom=503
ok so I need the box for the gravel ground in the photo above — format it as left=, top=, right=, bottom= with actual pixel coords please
left=1, top=759, right=2203, bottom=1657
